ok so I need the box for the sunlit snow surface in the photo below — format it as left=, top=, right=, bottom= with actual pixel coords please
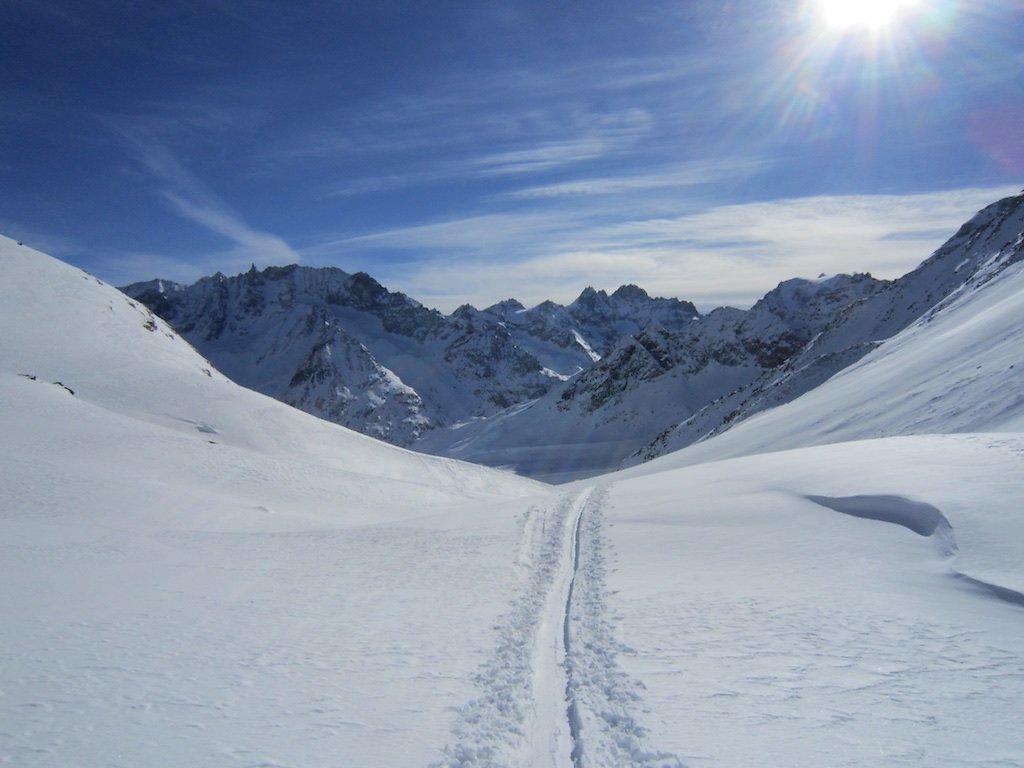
left=602, top=436, right=1024, bottom=766
left=2, top=236, right=1023, bottom=767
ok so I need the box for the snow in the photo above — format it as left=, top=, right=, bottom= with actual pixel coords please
left=542, top=366, right=572, bottom=381
left=572, top=329, right=602, bottom=363
left=3, top=234, right=1024, bottom=767
left=0, top=239, right=545, bottom=767
left=599, top=435, right=1024, bottom=766
left=641, top=255, right=1024, bottom=470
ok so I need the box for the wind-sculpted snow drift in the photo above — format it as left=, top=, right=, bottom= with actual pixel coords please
left=805, top=494, right=953, bottom=538
left=806, top=494, right=1024, bottom=607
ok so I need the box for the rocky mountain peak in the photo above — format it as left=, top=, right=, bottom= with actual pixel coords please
left=610, top=284, right=650, bottom=303
left=572, top=286, right=607, bottom=308
left=484, top=298, right=527, bottom=318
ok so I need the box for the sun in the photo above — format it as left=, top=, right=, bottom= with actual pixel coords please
left=816, top=0, right=921, bottom=30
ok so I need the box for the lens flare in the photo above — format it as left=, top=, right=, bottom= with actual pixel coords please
left=818, top=0, right=921, bottom=30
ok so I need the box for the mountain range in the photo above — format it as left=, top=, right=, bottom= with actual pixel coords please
left=124, top=189, right=1024, bottom=482
left=122, top=269, right=702, bottom=460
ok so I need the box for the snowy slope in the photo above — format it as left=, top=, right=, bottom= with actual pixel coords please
left=597, top=434, right=1024, bottom=767
left=0, top=237, right=551, bottom=767
left=4, top=235, right=1024, bottom=768
left=630, top=225, right=1024, bottom=471
left=643, top=190, right=1024, bottom=459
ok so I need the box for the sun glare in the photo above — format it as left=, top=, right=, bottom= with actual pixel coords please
left=817, top=0, right=921, bottom=30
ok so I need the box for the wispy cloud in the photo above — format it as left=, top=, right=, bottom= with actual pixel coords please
left=317, top=106, right=659, bottom=198
left=502, top=157, right=768, bottom=200
left=267, top=52, right=719, bottom=200
left=329, top=185, right=1022, bottom=313
left=117, top=126, right=301, bottom=268
left=333, top=212, right=571, bottom=253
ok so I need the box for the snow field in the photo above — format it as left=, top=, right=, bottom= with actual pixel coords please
left=1, top=240, right=551, bottom=767
left=433, top=491, right=584, bottom=767
left=4, top=234, right=1024, bottom=767
left=434, top=488, right=681, bottom=767
left=564, top=488, right=685, bottom=768
left=600, top=435, right=1024, bottom=767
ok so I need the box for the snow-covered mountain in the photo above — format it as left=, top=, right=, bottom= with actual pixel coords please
left=124, top=261, right=892, bottom=481
left=478, top=284, right=700, bottom=374
left=424, top=191, right=1024, bottom=480
left=420, top=272, right=885, bottom=481
left=634, top=189, right=1024, bottom=463
left=5, top=233, right=1024, bottom=768
left=123, top=269, right=697, bottom=446
left=626, top=194, right=1024, bottom=471
left=121, top=190, right=1024, bottom=484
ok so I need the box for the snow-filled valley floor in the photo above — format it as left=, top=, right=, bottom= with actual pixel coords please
left=3, top=237, right=1024, bottom=767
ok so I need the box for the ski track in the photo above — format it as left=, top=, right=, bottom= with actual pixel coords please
left=433, top=486, right=683, bottom=768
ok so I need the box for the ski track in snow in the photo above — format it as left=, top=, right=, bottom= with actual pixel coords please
left=433, top=487, right=682, bottom=768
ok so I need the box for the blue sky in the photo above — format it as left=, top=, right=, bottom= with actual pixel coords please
left=2, top=0, right=1022, bottom=312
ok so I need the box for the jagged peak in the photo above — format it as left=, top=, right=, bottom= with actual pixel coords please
left=610, top=284, right=650, bottom=302
left=451, top=303, right=478, bottom=319
left=532, top=299, right=564, bottom=315
left=573, top=286, right=608, bottom=305
left=349, top=270, right=384, bottom=288
left=484, top=298, right=526, bottom=315
left=260, top=263, right=303, bottom=280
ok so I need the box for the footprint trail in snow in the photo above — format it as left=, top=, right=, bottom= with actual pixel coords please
left=434, top=487, right=683, bottom=768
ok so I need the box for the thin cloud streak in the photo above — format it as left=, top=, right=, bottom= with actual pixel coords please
left=320, top=106, right=659, bottom=197
left=502, top=157, right=768, bottom=200
left=117, top=126, right=302, bottom=268
left=324, top=212, right=573, bottom=253
left=267, top=51, right=728, bottom=201
left=339, top=186, right=1022, bottom=313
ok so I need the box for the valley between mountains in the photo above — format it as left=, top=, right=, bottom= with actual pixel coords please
left=124, top=191, right=1024, bottom=482
left=3, top=189, right=1024, bottom=767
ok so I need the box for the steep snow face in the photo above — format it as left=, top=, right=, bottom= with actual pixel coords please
left=422, top=273, right=883, bottom=482
left=636, top=190, right=1024, bottom=464
left=630, top=254, right=1024, bottom=472
left=1, top=238, right=539, bottom=493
